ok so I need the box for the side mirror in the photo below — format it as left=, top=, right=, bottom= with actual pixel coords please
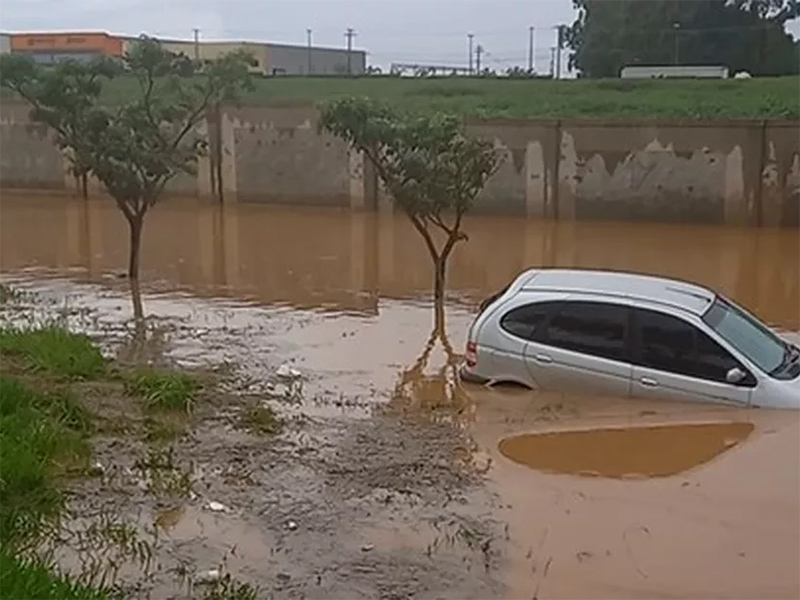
left=726, top=367, right=746, bottom=384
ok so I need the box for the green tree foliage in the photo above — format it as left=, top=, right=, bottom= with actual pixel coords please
left=0, top=55, right=117, bottom=198
left=566, top=0, right=800, bottom=77
left=0, top=37, right=253, bottom=300
left=85, top=38, right=253, bottom=286
left=318, top=97, right=499, bottom=322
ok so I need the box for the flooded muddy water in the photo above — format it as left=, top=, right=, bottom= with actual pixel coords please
left=498, top=422, right=755, bottom=479
left=1, top=194, right=799, bottom=599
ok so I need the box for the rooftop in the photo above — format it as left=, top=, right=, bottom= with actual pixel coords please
left=521, top=268, right=716, bottom=315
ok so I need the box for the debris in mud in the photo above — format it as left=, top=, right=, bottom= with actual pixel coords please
left=361, top=543, right=375, bottom=552
left=276, top=363, right=302, bottom=379
left=286, top=520, right=298, bottom=531
left=206, top=501, right=230, bottom=513
left=195, top=569, right=222, bottom=584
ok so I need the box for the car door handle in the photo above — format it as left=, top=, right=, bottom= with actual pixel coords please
left=639, top=376, right=658, bottom=388
left=534, top=354, right=553, bottom=364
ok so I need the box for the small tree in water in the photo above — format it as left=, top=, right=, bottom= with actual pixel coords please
left=2, top=38, right=253, bottom=318
left=319, top=97, right=499, bottom=327
left=0, top=54, right=117, bottom=199
left=85, top=38, right=253, bottom=289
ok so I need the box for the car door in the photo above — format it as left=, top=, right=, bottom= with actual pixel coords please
left=523, top=300, right=634, bottom=397
left=630, top=307, right=754, bottom=406
left=495, top=301, right=558, bottom=387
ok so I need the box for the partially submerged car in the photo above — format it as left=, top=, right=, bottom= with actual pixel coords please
left=462, top=268, right=800, bottom=409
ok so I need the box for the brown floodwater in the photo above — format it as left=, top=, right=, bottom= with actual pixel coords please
left=1, top=194, right=799, bottom=599
left=498, top=422, right=755, bottom=479
left=0, top=194, right=798, bottom=329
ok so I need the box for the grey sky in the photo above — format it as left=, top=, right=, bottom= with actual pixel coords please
left=1, top=0, right=798, bottom=73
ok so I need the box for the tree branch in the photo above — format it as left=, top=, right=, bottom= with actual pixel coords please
left=407, top=213, right=440, bottom=263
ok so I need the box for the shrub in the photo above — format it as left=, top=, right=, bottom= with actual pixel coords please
left=0, top=326, right=106, bottom=380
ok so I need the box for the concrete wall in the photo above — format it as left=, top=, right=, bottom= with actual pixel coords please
left=1, top=101, right=797, bottom=227
left=0, top=103, right=66, bottom=189
left=227, top=106, right=352, bottom=205
left=0, top=34, right=10, bottom=55
left=265, top=43, right=366, bottom=75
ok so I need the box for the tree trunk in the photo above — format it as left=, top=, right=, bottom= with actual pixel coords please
left=127, top=216, right=143, bottom=281
left=433, top=254, right=446, bottom=304
left=130, top=276, right=145, bottom=323
left=433, top=255, right=447, bottom=333
left=80, top=172, right=88, bottom=199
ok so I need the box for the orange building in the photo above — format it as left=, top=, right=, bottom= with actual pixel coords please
left=10, top=31, right=124, bottom=64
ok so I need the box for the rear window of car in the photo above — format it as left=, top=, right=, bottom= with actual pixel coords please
left=500, top=302, right=557, bottom=341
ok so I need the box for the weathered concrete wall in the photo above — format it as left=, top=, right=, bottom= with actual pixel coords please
left=227, top=105, right=352, bottom=206
left=0, top=102, right=65, bottom=189
left=1, top=100, right=797, bottom=226
left=556, top=121, right=764, bottom=225
left=467, top=120, right=558, bottom=217
left=762, top=122, right=800, bottom=228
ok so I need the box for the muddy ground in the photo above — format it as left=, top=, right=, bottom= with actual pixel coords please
left=1, top=276, right=508, bottom=600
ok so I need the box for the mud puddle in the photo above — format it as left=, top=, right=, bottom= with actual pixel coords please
left=498, top=421, right=755, bottom=479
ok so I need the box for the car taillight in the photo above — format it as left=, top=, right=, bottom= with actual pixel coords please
left=465, top=341, right=478, bottom=367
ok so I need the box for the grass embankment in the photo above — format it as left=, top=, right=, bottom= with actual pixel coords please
left=0, top=314, right=277, bottom=598
left=71, top=75, right=800, bottom=119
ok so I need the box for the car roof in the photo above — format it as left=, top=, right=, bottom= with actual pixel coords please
left=518, top=268, right=716, bottom=316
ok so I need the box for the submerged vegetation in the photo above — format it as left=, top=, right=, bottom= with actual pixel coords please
left=0, top=287, right=276, bottom=599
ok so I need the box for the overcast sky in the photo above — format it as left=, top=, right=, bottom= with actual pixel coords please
left=1, top=0, right=798, bottom=73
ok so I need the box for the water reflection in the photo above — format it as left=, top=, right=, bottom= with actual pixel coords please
left=386, top=311, right=474, bottom=427
left=0, top=195, right=798, bottom=330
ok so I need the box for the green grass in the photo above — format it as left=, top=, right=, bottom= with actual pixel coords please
left=0, top=376, right=92, bottom=550
left=0, top=325, right=107, bottom=380
left=201, top=574, right=259, bottom=600
left=0, top=547, right=110, bottom=600
left=124, top=369, right=200, bottom=413
left=39, top=74, right=799, bottom=119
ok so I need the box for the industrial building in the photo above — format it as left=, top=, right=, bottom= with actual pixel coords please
left=0, top=33, right=10, bottom=55
left=2, top=31, right=367, bottom=75
left=155, top=39, right=365, bottom=76
left=8, top=32, right=123, bottom=64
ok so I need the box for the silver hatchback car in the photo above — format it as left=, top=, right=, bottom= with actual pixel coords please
left=461, top=268, right=800, bottom=409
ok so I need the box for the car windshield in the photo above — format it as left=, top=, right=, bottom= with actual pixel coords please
left=702, top=297, right=787, bottom=374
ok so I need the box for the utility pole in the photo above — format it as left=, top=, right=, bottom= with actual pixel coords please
left=673, top=22, right=681, bottom=65
left=475, top=44, right=483, bottom=74
left=468, top=33, right=474, bottom=75
left=527, top=26, right=535, bottom=72
left=306, top=28, right=312, bottom=75
left=555, top=25, right=564, bottom=79
left=345, top=28, right=356, bottom=75
left=192, top=28, right=200, bottom=61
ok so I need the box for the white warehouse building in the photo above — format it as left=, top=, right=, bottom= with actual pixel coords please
left=145, top=38, right=367, bottom=76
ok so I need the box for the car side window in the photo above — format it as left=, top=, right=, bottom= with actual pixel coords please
left=634, top=308, right=752, bottom=385
left=499, top=302, right=552, bottom=341
left=542, top=301, right=630, bottom=362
